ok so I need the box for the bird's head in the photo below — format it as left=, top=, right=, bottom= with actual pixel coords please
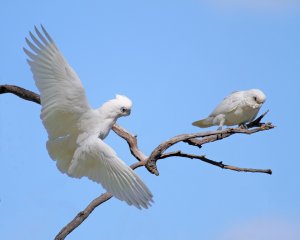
left=100, top=94, right=132, bottom=119
left=247, top=89, right=266, bottom=108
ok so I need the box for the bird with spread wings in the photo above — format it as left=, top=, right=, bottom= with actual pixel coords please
left=24, top=25, right=153, bottom=209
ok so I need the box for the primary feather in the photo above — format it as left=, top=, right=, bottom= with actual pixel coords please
left=24, top=25, right=153, bottom=209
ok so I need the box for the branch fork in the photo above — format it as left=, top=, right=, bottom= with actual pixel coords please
left=144, top=111, right=274, bottom=176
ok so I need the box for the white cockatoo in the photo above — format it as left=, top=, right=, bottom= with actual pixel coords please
left=24, top=26, right=153, bottom=209
left=192, top=89, right=266, bottom=130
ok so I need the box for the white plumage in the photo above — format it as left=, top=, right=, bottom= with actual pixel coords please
left=192, top=89, right=266, bottom=130
left=24, top=25, right=153, bottom=209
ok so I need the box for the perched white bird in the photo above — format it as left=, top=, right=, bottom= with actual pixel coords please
left=192, top=89, right=266, bottom=130
left=24, top=26, right=153, bottom=209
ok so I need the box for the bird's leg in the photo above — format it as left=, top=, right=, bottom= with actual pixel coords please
left=217, top=118, right=225, bottom=131
left=239, top=123, right=248, bottom=129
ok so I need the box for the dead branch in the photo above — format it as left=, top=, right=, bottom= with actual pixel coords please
left=184, top=116, right=273, bottom=148
left=1, top=84, right=275, bottom=240
left=145, top=119, right=274, bottom=175
left=55, top=161, right=145, bottom=240
left=159, top=151, right=272, bottom=174
left=0, top=84, right=40, bottom=104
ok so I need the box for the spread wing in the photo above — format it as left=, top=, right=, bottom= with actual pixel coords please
left=209, top=91, right=244, bottom=117
left=24, top=25, right=91, bottom=140
left=68, top=134, right=153, bottom=209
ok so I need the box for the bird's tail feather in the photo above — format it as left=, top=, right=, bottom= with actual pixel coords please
left=192, top=117, right=213, bottom=128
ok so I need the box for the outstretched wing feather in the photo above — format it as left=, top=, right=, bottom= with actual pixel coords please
left=68, top=135, right=153, bottom=209
left=24, top=25, right=91, bottom=140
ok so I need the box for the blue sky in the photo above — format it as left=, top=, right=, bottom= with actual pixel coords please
left=1, top=0, right=300, bottom=239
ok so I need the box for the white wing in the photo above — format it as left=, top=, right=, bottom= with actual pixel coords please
left=24, top=25, right=91, bottom=140
left=68, top=134, right=153, bottom=209
left=209, top=91, right=244, bottom=117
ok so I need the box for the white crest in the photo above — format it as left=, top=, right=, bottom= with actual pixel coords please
left=115, top=94, right=132, bottom=108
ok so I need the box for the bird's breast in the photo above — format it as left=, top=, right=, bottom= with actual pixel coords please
left=225, top=105, right=259, bottom=125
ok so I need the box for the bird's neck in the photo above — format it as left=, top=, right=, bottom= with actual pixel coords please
left=79, top=109, right=118, bottom=140
left=98, top=117, right=117, bottom=139
left=96, top=107, right=119, bottom=139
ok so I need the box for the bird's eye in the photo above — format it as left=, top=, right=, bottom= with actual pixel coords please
left=253, top=96, right=257, bottom=102
left=120, top=107, right=127, bottom=113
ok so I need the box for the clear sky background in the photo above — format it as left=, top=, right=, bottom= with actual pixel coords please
left=1, top=0, right=300, bottom=239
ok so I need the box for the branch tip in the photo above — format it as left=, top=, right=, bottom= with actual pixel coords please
left=145, top=163, right=159, bottom=176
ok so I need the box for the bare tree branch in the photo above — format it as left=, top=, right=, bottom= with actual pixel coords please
left=145, top=120, right=274, bottom=175
left=246, top=109, right=269, bottom=128
left=0, top=84, right=40, bottom=104
left=184, top=116, right=273, bottom=148
left=159, top=151, right=272, bottom=174
left=55, top=193, right=112, bottom=240
left=112, top=124, right=147, bottom=162
left=55, top=161, right=145, bottom=240
left=1, top=84, right=275, bottom=240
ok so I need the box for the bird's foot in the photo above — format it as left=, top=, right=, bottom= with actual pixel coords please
left=239, top=123, right=248, bottom=129
left=246, top=110, right=270, bottom=128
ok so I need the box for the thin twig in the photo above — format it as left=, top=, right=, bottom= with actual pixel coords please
left=160, top=151, right=272, bottom=174
left=246, top=110, right=269, bottom=128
